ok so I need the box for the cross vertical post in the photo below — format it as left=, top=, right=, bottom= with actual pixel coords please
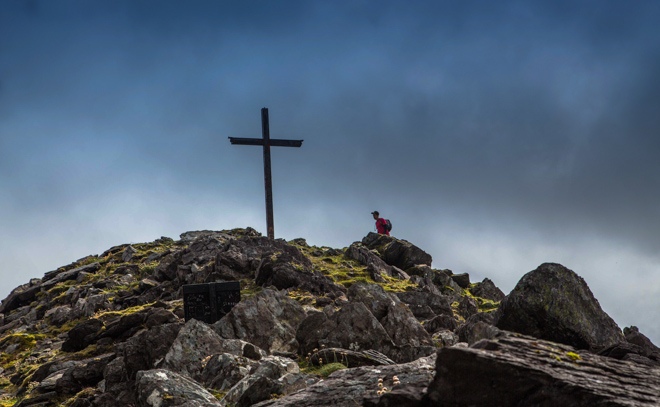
left=261, top=108, right=274, bottom=239
left=229, top=108, right=303, bottom=240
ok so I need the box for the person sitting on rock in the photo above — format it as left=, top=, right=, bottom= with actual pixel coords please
left=371, top=211, right=390, bottom=236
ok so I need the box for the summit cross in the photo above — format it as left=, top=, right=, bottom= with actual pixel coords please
left=229, top=108, right=303, bottom=240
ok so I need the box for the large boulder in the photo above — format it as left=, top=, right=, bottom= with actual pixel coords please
left=494, top=263, right=624, bottom=352
left=253, top=355, right=437, bottom=407
left=296, top=284, right=435, bottom=363
left=135, top=369, right=223, bottom=407
left=214, top=288, right=307, bottom=354
left=361, top=233, right=432, bottom=271
left=423, top=332, right=660, bottom=407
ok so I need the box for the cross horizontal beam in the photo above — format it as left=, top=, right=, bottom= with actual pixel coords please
left=229, top=137, right=303, bottom=148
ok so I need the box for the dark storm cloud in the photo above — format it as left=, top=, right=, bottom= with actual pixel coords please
left=1, top=0, right=660, bottom=341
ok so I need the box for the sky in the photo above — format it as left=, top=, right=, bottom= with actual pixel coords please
left=1, top=0, right=659, bottom=344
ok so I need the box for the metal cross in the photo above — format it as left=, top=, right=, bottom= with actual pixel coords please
left=229, top=108, right=303, bottom=239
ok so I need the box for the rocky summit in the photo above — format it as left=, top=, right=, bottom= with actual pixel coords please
left=0, top=229, right=658, bottom=407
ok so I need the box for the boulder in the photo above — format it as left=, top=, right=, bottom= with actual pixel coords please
left=494, top=263, right=624, bottom=352
left=214, top=288, right=307, bottom=354
left=455, top=312, right=498, bottom=344
left=296, top=302, right=394, bottom=359
left=345, top=243, right=409, bottom=281
left=449, top=273, right=470, bottom=289
left=424, top=332, right=660, bottom=406
left=348, top=284, right=435, bottom=360
left=297, top=286, right=434, bottom=363
left=253, top=355, right=437, bottom=407
left=135, top=369, right=223, bottom=407
left=469, top=278, right=505, bottom=301
left=163, top=318, right=229, bottom=381
left=219, top=355, right=299, bottom=407
left=395, top=290, right=453, bottom=320
left=201, top=353, right=258, bottom=391
left=361, top=233, right=432, bottom=271
left=61, top=319, right=104, bottom=352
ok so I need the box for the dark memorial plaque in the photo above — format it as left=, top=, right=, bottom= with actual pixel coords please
left=183, top=281, right=241, bottom=324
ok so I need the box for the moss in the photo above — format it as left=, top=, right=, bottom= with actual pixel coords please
left=378, top=274, right=418, bottom=293
left=464, top=287, right=501, bottom=313
left=566, top=351, right=581, bottom=362
left=300, top=362, right=347, bottom=377
left=287, top=289, right=316, bottom=306
left=239, top=278, right=262, bottom=299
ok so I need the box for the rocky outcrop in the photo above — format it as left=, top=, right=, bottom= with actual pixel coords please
left=214, top=288, right=306, bottom=355
left=361, top=233, right=432, bottom=271
left=254, top=355, right=437, bottom=407
left=423, top=332, right=660, bottom=407
left=0, top=229, right=657, bottom=407
left=494, top=262, right=624, bottom=352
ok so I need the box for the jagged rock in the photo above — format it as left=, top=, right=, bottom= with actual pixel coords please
left=113, top=321, right=182, bottom=383
left=422, top=314, right=458, bottom=334
left=599, top=342, right=660, bottom=367
left=220, top=355, right=299, bottom=407
left=42, top=262, right=101, bottom=290
left=135, top=369, right=223, bottom=407
left=256, top=251, right=345, bottom=295
left=395, top=289, right=453, bottom=320
left=623, top=326, right=660, bottom=363
left=345, top=243, right=409, bottom=281
left=361, top=233, right=432, bottom=271
left=121, top=245, right=137, bottom=262
left=48, top=353, right=115, bottom=394
left=297, top=288, right=434, bottom=363
left=348, top=284, right=435, bottom=360
left=449, top=273, right=470, bottom=289
left=163, top=318, right=230, bottom=381
left=154, top=233, right=231, bottom=283
left=0, top=280, right=42, bottom=315
left=469, top=277, right=505, bottom=301
left=455, top=312, right=498, bottom=344
left=214, top=288, right=306, bottom=354
left=61, top=318, right=104, bottom=352
left=201, top=353, right=258, bottom=391
left=424, top=332, right=660, bottom=406
left=494, top=263, right=624, bottom=353
left=296, top=302, right=392, bottom=357
left=599, top=327, right=660, bottom=366
left=253, top=355, right=437, bottom=407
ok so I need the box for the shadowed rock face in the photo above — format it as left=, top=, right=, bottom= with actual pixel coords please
left=423, top=332, right=660, bottom=407
left=494, top=262, right=624, bottom=353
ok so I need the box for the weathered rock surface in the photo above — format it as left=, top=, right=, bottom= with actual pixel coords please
left=254, top=355, right=437, bottom=407
left=424, top=332, right=660, bottom=407
left=361, top=233, right=432, bottom=271
left=494, top=262, right=624, bottom=352
left=135, top=369, right=223, bottom=406
left=214, top=288, right=306, bottom=354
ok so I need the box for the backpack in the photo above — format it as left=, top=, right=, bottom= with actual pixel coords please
left=384, top=219, right=392, bottom=232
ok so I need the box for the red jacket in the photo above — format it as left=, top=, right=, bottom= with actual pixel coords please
left=376, top=218, right=390, bottom=235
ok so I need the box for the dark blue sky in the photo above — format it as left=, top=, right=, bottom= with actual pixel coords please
left=1, top=0, right=659, bottom=343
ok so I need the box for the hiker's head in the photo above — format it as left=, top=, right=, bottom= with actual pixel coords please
left=371, top=211, right=379, bottom=220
